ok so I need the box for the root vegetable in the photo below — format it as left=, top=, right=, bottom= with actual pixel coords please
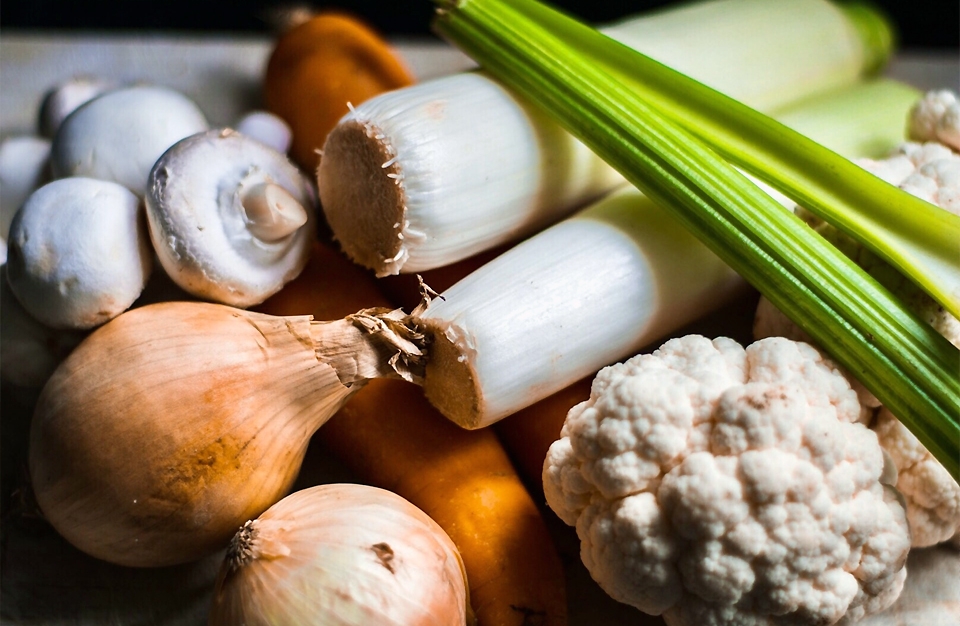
left=209, top=483, right=473, bottom=626
left=264, top=11, right=415, bottom=172
left=256, top=241, right=568, bottom=626
left=28, top=300, right=424, bottom=567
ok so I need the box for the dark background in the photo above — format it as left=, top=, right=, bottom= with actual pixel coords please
left=1, top=0, right=958, bottom=50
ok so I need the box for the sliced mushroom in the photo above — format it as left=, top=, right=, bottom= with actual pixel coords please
left=145, top=129, right=316, bottom=308
left=5, top=177, right=153, bottom=330
left=50, top=85, right=209, bottom=194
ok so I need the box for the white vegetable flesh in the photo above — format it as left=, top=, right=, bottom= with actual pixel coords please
left=234, top=110, right=294, bottom=154
left=754, top=135, right=960, bottom=548
left=417, top=187, right=745, bottom=428
left=542, top=335, right=910, bottom=626
left=320, top=72, right=622, bottom=276
left=319, top=0, right=887, bottom=275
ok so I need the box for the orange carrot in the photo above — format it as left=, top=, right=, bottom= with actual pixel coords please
left=376, top=247, right=593, bottom=495
left=264, top=12, right=415, bottom=171
left=256, top=241, right=568, bottom=626
left=494, top=379, right=592, bottom=496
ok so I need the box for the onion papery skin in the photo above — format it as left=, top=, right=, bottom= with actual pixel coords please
left=209, top=483, right=471, bottom=626
left=29, top=301, right=356, bottom=567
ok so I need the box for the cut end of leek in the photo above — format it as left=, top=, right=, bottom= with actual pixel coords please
left=420, top=319, right=485, bottom=429
left=319, top=119, right=409, bottom=276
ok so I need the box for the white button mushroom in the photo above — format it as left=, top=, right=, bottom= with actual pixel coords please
left=0, top=135, right=52, bottom=240
left=38, top=75, right=116, bottom=139
left=234, top=110, right=294, bottom=154
left=50, top=85, right=209, bottom=194
left=6, top=177, right=153, bottom=330
left=145, top=129, right=316, bottom=308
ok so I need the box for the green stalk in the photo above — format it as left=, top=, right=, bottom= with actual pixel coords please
left=773, top=79, right=920, bottom=159
left=501, top=0, right=960, bottom=321
left=432, top=0, right=960, bottom=478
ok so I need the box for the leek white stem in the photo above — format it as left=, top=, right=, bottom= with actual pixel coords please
left=319, top=0, right=892, bottom=276
left=417, top=186, right=746, bottom=428
left=413, top=78, right=922, bottom=429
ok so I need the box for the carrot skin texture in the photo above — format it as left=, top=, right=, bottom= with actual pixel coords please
left=264, top=12, right=415, bottom=172
left=256, top=241, right=568, bottom=626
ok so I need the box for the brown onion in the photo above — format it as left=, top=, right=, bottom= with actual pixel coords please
left=29, top=301, right=425, bottom=567
left=209, top=483, right=473, bottom=626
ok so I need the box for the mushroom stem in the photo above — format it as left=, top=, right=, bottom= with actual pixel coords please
left=240, top=181, right=309, bottom=242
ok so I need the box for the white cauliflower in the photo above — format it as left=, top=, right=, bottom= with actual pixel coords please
left=754, top=112, right=960, bottom=548
left=908, top=90, right=960, bottom=152
left=543, top=335, right=910, bottom=626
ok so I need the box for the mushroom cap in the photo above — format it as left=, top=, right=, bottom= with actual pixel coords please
left=145, top=129, right=316, bottom=308
left=6, top=177, right=153, bottom=330
left=38, top=75, right=116, bottom=139
left=0, top=135, right=52, bottom=239
left=50, top=85, right=209, bottom=194
left=235, top=110, right=294, bottom=154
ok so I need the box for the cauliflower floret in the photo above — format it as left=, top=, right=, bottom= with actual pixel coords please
left=753, top=132, right=960, bottom=548
left=873, top=409, right=960, bottom=548
left=543, top=335, right=910, bottom=626
left=908, top=90, right=960, bottom=151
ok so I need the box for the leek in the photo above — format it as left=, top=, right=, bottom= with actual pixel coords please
left=497, top=0, right=960, bottom=320
left=319, top=0, right=897, bottom=276
left=431, top=0, right=960, bottom=477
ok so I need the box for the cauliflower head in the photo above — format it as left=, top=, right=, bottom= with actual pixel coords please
left=754, top=112, right=960, bottom=548
left=908, top=90, right=960, bottom=152
left=543, top=335, right=910, bottom=626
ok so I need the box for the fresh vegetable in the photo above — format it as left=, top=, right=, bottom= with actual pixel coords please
left=429, top=0, right=959, bottom=477
left=6, top=177, right=152, bottom=330
left=409, top=81, right=926, bottom=431
left=494, top=378, right=592, bottom=494
left=264, top=11, right=415, bottom=172
left=37, top=75, right=115, bottom=139
left=754, top=112, right=960, bottom=546
left=50, top=85, right=209, bottom=194
left=0, top=135, right=51, bottom=243
left=257, top=242, right=568, bottom=626
left=209, top=483, right=473, bottom=626
left=415, top=185, right=747, bottom=429
left=233, top=109, right=294, bottom=154
left=858, top=545, right=960, bottom=626
left=145, top=129, right=316, bottom=308
left=28, top=300, right=425, bottom=566
left=908, top=90, right=960, bottom=150
left=319, top=0, right=896, bottom=276
left=376, top=78, right=922, bottom=487
left=542, top=334, right=910, bottom=625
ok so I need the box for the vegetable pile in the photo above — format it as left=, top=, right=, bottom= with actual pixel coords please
left=1, top=0, right=958, bottom=625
